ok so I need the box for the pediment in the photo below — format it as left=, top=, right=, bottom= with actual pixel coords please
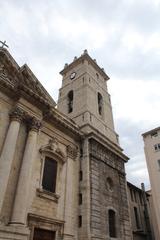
left=0, top=48, right=20, bottom=87
left=0, top=47, right=56, bottom=107
left=40, top=138, right=66, bottom=163
left=20, top=64, right=56, bottom=106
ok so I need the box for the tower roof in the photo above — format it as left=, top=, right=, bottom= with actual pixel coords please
left=60, top=50, right=110, bottom=81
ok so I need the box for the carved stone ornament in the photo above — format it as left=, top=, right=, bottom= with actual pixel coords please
left=0, top=63, right=8, bottom=78
left=67, top=145, right=78, bottom=160
left=9, top=106, right=24, bottom=122
left=40, top=138, right=66, bottom=163
left=28, top=116, right=41, bottom=132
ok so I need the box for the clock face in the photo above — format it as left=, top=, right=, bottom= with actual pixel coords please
left=70, top=72, right=76, bottom=80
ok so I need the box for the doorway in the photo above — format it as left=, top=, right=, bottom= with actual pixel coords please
left=33, top=228, right=56, bottom=240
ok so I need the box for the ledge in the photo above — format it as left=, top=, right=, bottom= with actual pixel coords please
left=36, top=188, right=60, bottom=203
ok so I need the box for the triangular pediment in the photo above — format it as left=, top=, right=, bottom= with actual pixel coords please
left=0, top=47, right=56, bottom=107
left=0, top=48, right=20, bottom=87
left=20, top=64, right=56, bottom=106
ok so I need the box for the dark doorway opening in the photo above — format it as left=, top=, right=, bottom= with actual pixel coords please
left=33, top=228, right=56, bottom=240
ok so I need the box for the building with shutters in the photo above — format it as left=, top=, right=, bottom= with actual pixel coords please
left=0, top=47, right=154, bottom=240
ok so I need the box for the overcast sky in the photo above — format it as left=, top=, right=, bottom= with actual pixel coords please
left=1, top=0, right=160, bottom=189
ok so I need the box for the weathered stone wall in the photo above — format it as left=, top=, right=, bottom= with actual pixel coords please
left=89, top=139, right=132, bottom=240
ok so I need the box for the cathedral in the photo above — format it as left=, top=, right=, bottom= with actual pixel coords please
left=0, top=47, right=153, bottom=240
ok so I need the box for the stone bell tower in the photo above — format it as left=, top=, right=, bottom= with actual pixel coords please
left=57, top=50, right=118, bottom=144
left=57, top=50, right=132, bottom=240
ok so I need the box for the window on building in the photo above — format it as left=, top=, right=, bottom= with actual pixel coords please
left=96, top=73, right=99, bottom=79
left=68, top=90, right=74, bottom=113
left=134, top=190, right=137, bottom=202
left=139, top=193, right=143, bottom=205
left=151, top=131, right=158, bottom=138
left=98, top=92, right=103, bottom=115
left=157, top=160, right=160, bottom=170
left=33, top=228, right=55, bottom=240
left=130, top=189, right=134, bottom=201
left=79, top=216, right=82, bottom=227
left=42, top=157, right=57, bottom=193
left=79, top=193, right=82, bottom=205
left=134, top=207, right=140, bottom=229
left=79, top=170, right=83, bottom=181
left=154, top=143, right=160, bottom=151
left=108, top=209, right=116, bottom=238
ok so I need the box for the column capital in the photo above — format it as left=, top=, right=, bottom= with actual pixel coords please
left=9, top=107, right=24, bottom=122
left=27, top=116, right=41, bottom=132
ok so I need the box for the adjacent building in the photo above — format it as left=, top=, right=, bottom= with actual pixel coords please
left=127, top=182, right=154, bottom=240
left=142, top=127, right=160, bottom=240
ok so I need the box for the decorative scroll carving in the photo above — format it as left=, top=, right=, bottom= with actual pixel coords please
left=40, top=138, right=66, bottom=163
left=67, top=145, right=78, bottom=160
left=9, top=107, right=24, bottom=122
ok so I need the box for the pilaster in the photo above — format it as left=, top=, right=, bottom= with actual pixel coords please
left=10, top=116, right=41, bottom=225
left=0, top=107, right=23, bottom=217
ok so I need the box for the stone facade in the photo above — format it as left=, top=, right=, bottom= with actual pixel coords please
left=0, top=47, right=153, bottom=240
left=57, top=50, right=132, bottom=240
left=0, top=47, right=82, bottom=240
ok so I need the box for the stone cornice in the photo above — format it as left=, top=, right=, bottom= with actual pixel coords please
left=0, top=48, right=84, bottom=139
left=43, top=107, right=84, bottom=139
left=85, top=130, right=129, bottom=162
left=60, top=52, right=110, bottom=81
left=28, top=213, right=64, bottom=226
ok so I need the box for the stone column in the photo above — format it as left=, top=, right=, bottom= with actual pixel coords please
left=0, top=107, right=23, bottom=214
left=11, top=117, right=41, bottom=225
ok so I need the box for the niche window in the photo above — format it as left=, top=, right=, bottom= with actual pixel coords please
left=42, top=157, right=57, bottom=193
left=108, top=209, right=116, bottom=238
left=68, top=90, right=74, bottom=113
left=98, top=92, right=103, bottom=115
left=79, top=193, right=82, bottom=205
left=106, top=177, right=114, bottom=192
left=79, top=216, right=82, bottom=227
left=79, top=170, right=83, bottom=181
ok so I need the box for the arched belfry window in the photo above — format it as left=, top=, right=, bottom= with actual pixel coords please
left=68, top=90, right=74, bottom=113
left=98, top=92, right=103, bottom=115
left=108, top=209, right=116, bottom=238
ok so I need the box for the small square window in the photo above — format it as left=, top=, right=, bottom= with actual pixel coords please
left=154, top=144, right=160, bottom=151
